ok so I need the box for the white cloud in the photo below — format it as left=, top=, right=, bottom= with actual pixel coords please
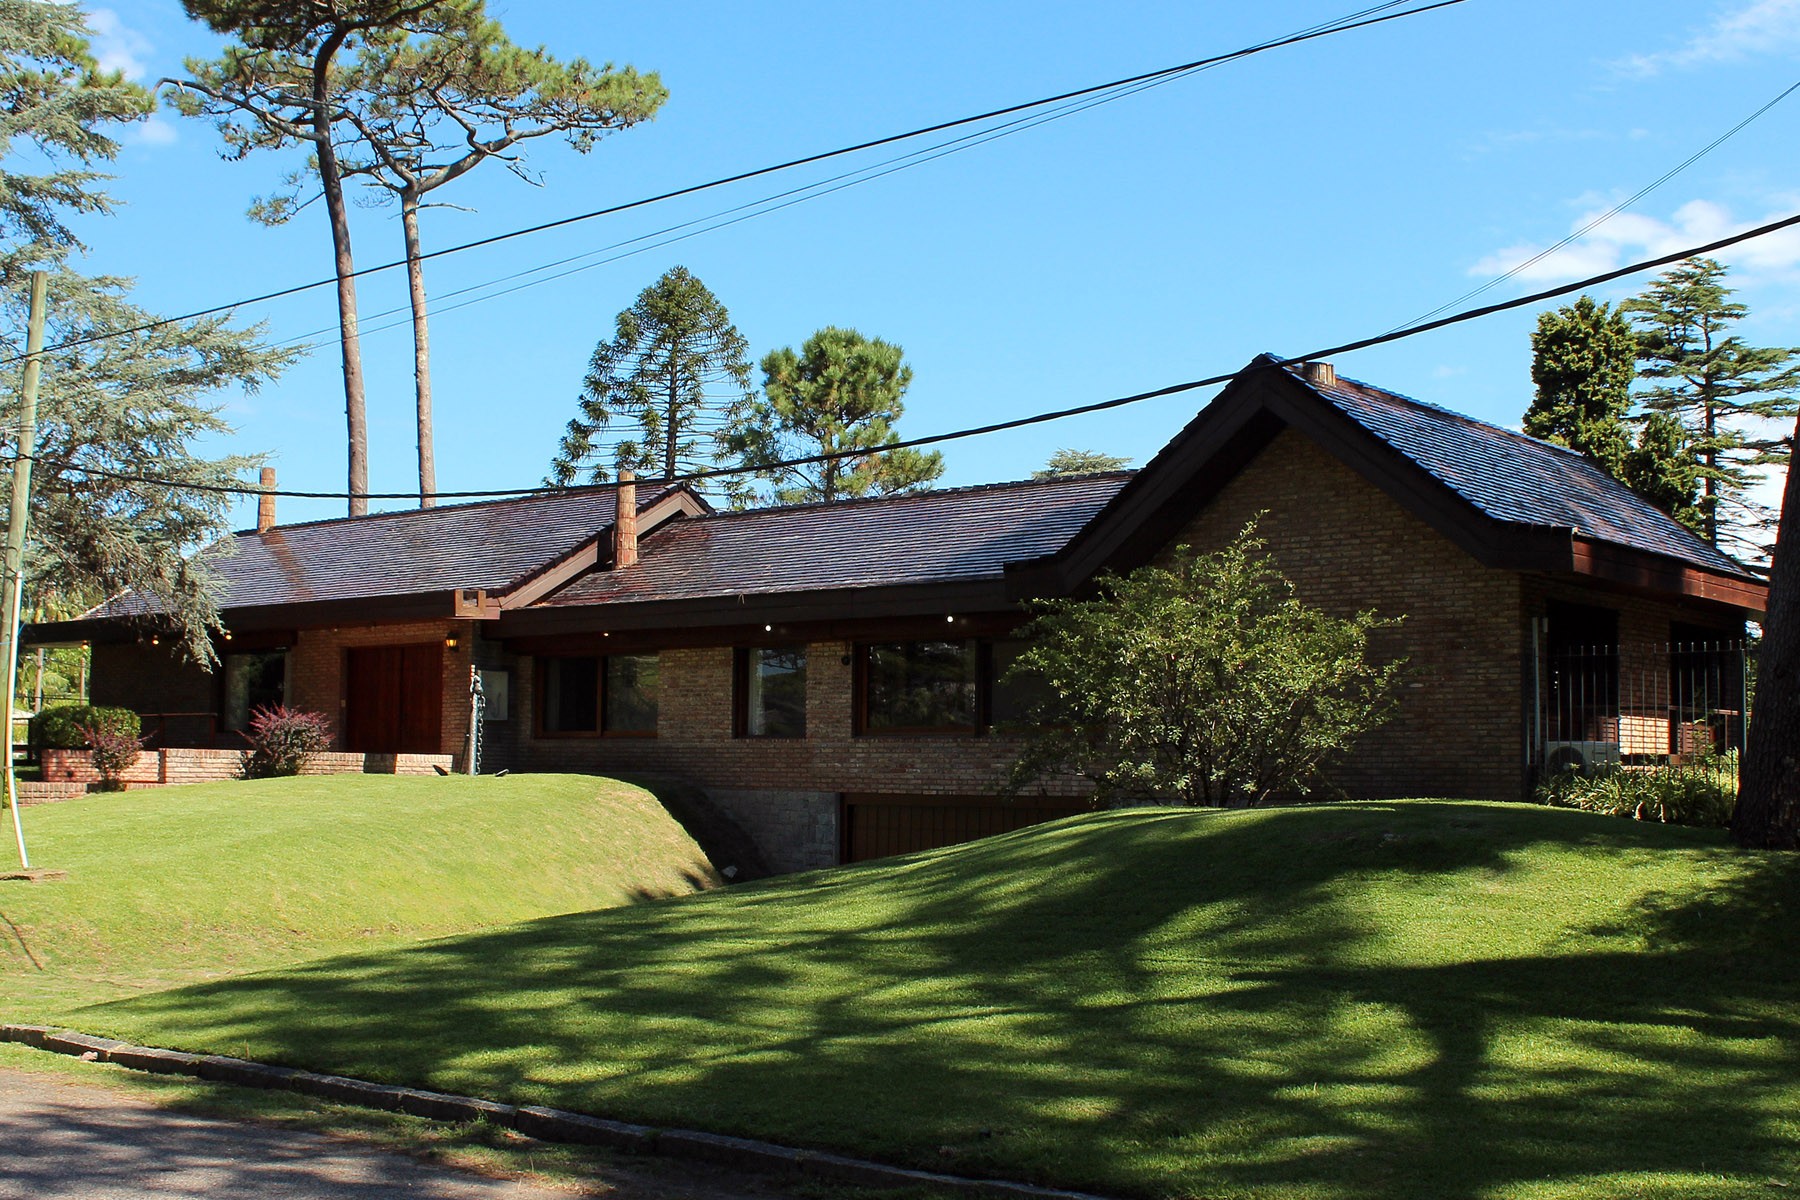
left=1616, top=0, right=1800, bottom=75
left=84, top=8, right=152, bottom=81
left=133, top=115, right=178, bottom=147
left=1468, top=198, right=1800, bottom=286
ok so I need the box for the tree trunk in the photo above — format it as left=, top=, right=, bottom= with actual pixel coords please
left=1733, top=416, right=1800, bottom=848
left=313, top=37, right=370, bottom=517
left=664, top=351, right=678, bottom=481
left=401, top=194, right=436, bottom=509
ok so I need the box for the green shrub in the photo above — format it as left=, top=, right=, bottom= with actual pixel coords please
left=32, top=705, right=140, bottom=750
left=239, top=706, right=332, bottom=779
left=1537, top=754, right=1737, bottom=828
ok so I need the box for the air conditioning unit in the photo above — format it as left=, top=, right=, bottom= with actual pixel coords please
left=1543, top=740, right=1622, bottom=777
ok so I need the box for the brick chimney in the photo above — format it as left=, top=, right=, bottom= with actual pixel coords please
left=257, top=467, right=277, bottom=533
left=613, top=469, right=638, bottom=568
left=1302, top=361, right=1337, bottom=388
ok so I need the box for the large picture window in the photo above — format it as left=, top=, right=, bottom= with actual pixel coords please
left=736, top=647, right=806, bottom=738
left=223, top=650, right=286, bottom=733
left=987, top=639, right=1052, bottom=729
left=539, top=654, right=658, bottom=735
left=861, top=640, right=978, bottom=733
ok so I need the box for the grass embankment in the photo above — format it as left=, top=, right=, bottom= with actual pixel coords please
left=70, top=800, right=1800, bottom=1200
left=0, top=774, right=718, bottom=1019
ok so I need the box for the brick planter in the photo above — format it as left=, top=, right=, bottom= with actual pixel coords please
left=40, top=747, right=455, bottom=788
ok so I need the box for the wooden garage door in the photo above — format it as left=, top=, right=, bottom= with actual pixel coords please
left=343, top=643, right=443, bottom=754
left=841, top=793, right=1087, bottom=863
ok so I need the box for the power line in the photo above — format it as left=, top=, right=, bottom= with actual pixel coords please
left=1394, top=75, right=1800, bottom=332
left=29, top=207, right=1800, bottom=503
left=2, top=0, right=1467, bottom=367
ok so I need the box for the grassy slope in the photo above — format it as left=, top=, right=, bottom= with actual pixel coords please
left=70, top=800, right=1800, bottom=1200
left=0, top=774, right=717, bottom=1018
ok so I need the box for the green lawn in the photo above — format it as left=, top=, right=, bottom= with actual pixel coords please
left=0, top=774, right=718, bottom=1019
left=63, top=800, right=1800, bottom=1200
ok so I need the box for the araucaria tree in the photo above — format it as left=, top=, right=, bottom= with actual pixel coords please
left=722, top=326, right=943, bottom=505
left=0, top=1, right=294, bottom=663
left=1004, top=525, right=1404, bottom=807
left=550, top=266, right=752, bottom=485
left=280, top=20, right=665, bottom=506
left=167, top=0, right=484, bottom=516
left=1622, top=258, right=1799, bottom=551
left=1524, top=295, right=1701, bottom=529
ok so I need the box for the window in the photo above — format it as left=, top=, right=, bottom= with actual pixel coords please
left=736, top=647, right=806, bottom=737
left=477, top=668, right=511, bottom=722
left=223, top=650, right=286, bottom=732
left=861, top=640, right=978, bottom=733
left=987, top=639, right=1051, bottom=729
left=604, top=654, right=659, bottom=733
left=538, top=654, right=658, bottom=735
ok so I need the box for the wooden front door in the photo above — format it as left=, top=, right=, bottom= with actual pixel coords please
left=343, top=643, right=443, bottom=754
left=840, top=794, right=1087, bottom=864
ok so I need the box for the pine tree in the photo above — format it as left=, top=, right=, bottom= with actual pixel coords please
left=550, top=267, right=752, bottom=485
left=1622, top=257, right=1800, bottom=552
left=0, top=2, right=293, bottom=663
left=1033, top=449, right=1131, bottom=479
left=722, top=326, right=943, bottom=505
left=1524, top=297, right=1636, bottom=472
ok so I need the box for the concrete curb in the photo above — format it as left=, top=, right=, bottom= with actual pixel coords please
left=2, top=1024, right=1111, bottom=1200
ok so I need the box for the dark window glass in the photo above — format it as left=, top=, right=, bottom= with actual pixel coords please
left=742, top=647, right=806, bottom=737
left=223, top=651, right=286, bottom=732
left=543, top=657, right=599, bottom=733
left=864, top=641, right=977, bottom=731
left=989, top=639, right=1051, bottom=728
left=605, top=654, right=659, bottom=733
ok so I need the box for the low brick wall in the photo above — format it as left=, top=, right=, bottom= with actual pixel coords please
left=40, top=747, right=455, bottom=787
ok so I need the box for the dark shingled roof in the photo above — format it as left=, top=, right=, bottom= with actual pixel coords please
left=541, top=473, right=1134, bottom=608
left=89, top=487, right=657, bottom=618
left=1283, top=362, right=1752, bottom=579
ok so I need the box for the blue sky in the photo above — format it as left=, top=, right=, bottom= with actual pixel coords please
left=71, top=0, right=1800, bottom=527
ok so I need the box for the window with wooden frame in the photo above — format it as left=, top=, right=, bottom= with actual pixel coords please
left=858, top=640, right=979, bottom=734
left=222, top=650, right=287, bottom=733
left=734, top=646, right=807, bottom=738
left=537, top=653, right=659, bottom=736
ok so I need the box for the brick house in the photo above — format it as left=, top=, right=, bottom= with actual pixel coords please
left=31, top=356, right=1767, bottom=870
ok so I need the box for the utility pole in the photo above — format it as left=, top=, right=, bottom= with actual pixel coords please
left=3, top=271, right=47, bottom=869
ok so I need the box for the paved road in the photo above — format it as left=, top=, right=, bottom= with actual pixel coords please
left=0, top=1069, right=602, bottom=1199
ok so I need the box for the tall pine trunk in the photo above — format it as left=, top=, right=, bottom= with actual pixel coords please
left=312, top=33, right=370, bottom=518
left=401, top=193, right=436, bottom=508
left=1732, top=417, right=1800, bottom=848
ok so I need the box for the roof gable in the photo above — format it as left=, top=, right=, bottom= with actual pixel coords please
left=1017, top=355, right=1764, bottom=611
left=87, top=484, right=687, bottom=620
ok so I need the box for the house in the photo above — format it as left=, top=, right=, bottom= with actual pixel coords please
left=30, top=356, right=1767, bottom=870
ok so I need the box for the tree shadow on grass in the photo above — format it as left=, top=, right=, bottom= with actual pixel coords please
left=73, top=802, right=1800, bottom=1200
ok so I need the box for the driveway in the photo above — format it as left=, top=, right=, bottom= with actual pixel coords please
left=0, top=1068, right=774, bottom=1199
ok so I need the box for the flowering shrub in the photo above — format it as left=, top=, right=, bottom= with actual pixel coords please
left=239, top=706, right=332, bottom=779
left=79, top=722, right=143, bottom=792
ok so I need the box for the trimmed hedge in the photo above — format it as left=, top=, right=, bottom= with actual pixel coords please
left=32, top=705, right=140, bottom=750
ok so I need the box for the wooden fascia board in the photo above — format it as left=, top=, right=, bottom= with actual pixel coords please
left=1570, top=536, right=1768, bottom=615
left=505, top=611, right=1027, bottom=657
left=496, top=579, right=1017, bottom=642
left=1005, top=380, right=1285, bottom=597
left=496, top=490, right=711, bottom=611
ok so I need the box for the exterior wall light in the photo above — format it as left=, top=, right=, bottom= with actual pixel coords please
left=445, top=632, right=460, bottom=649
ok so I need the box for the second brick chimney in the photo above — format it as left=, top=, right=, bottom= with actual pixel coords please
left=613, top=469, right=638, bottom=568
left=257, top=467, right=277, bottom=533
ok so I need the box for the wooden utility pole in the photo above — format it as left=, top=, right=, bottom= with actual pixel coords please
left=2, top=270, right=47, bottom=868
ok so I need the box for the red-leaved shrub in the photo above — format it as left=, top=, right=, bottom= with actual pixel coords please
left=79, top=722, right=143, bottom=792
left=239, top=706, right=332, bottom=779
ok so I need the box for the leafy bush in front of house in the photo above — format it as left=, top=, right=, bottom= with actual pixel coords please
left=1004, top=521, right=1406, bottom=807
left=32, top=705, right=139, bottom=750
left=239, top=706, right=332, bottom=779
left=1537, top=753, right=1738, bottom=827
left=79, top=722, right=143, bottom=792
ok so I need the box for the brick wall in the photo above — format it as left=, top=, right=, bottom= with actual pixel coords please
left=40, top=747, right=454, bottom=786
left=1164, top=429, right=1526, bottom=800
